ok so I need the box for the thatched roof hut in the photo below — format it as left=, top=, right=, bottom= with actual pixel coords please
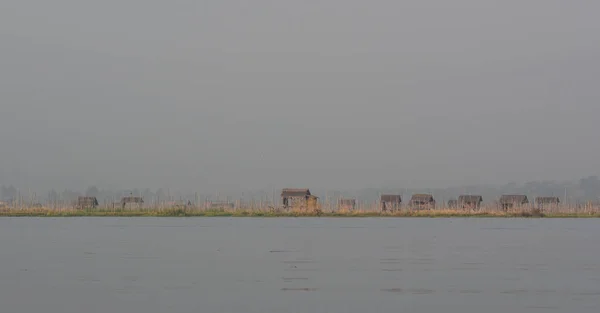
left=281, top=188, right=318, bottom=208
left=499, top=195, right=528, bottom=204
left=458, top=195, right=483, bottom=208
left=77, top=196, right=98, bottom=208
left=499, top=195, right=528, bottom=210
left=535, top=196, right=560, bottom=205
left=409, top=194, right=435, bottom=209
left=121, top=196, right=144, bottom=204
left=121, top=196, right=144, bottom=209
left=535, top=197, right=559, bottom=210
left=380, top=194, right=402, bottom=211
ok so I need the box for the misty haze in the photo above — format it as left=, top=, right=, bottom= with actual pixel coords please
left=1, top=0, right=599, bottom=198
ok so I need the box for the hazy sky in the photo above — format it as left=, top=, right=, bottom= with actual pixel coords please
left=1, top=0, right=599, bottom=193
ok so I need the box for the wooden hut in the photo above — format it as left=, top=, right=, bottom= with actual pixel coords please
left=499, top=195, right=529, bottom=210
left=281, top=188, right=319, bottom=210
left=409, top=194, right=436, bottom=209
left=338, top=198, right=356, bottom=211
left=458, top=195, right=483, bottom=210
left=535, top=196, right=560, bottom=210
left=380, top=194, right=402, bottom=212
left=121, top=196, right=144, bottom=209
left=77, top=196, right=98, bottom=209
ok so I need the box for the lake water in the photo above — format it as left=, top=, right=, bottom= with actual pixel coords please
left=1, top=217, right=599, bottom=313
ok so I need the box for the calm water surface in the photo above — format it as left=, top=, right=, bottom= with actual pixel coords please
left=1, top=217, right=599, bottom=313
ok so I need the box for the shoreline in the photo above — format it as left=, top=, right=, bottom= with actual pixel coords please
left=1, top=208, right=599, bottom=218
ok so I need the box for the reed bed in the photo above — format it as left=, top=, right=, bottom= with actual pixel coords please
left=1, top=205, right=600, bottom=217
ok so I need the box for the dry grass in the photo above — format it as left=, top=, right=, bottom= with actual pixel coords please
left=1, top=205, right=600, bottom=217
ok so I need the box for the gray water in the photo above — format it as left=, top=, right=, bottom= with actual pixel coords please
left=0, top=218, right=599, bottom=313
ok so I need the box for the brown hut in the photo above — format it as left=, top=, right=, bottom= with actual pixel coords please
left=338, top=198, right=357, bottom=211
left=77, top=196, right=98, bottom=209
left=281, top=188, right=319, bottom=210
left=380, top=194, right=402, bottom=212
left=121, top=196, right=144, bottom=209
left=409, top=194, right=436, bottom=209
left=458, top=195, right=483, bottom=209
left=535, top=196, right=560, bottom=210
left=499, top=195, right=528, bottom=210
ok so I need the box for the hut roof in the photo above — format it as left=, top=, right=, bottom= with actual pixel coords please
left=380, top=194, right=402, bottom=203
left=121, top=196, right=144, bottom=204
left=535, top=196, right=560, bottom=204
left=458, top=195, right=483, bottom=203
left=77, top=196, right=98, bottom=205
left=499, top=195, right=528, bottom=204
left=410, top=194, right=435, bottom=202
left=281, top=188, right=311, bottom=197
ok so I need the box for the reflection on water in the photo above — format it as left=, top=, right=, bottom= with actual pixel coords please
left=1, top=217, right=599, bottom=313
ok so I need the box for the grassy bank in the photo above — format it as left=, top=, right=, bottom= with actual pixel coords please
left=1, top=207, right=600, bottom=218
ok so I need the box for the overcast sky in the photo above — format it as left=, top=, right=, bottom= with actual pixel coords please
left=1, top=0, right=599, bottom=193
